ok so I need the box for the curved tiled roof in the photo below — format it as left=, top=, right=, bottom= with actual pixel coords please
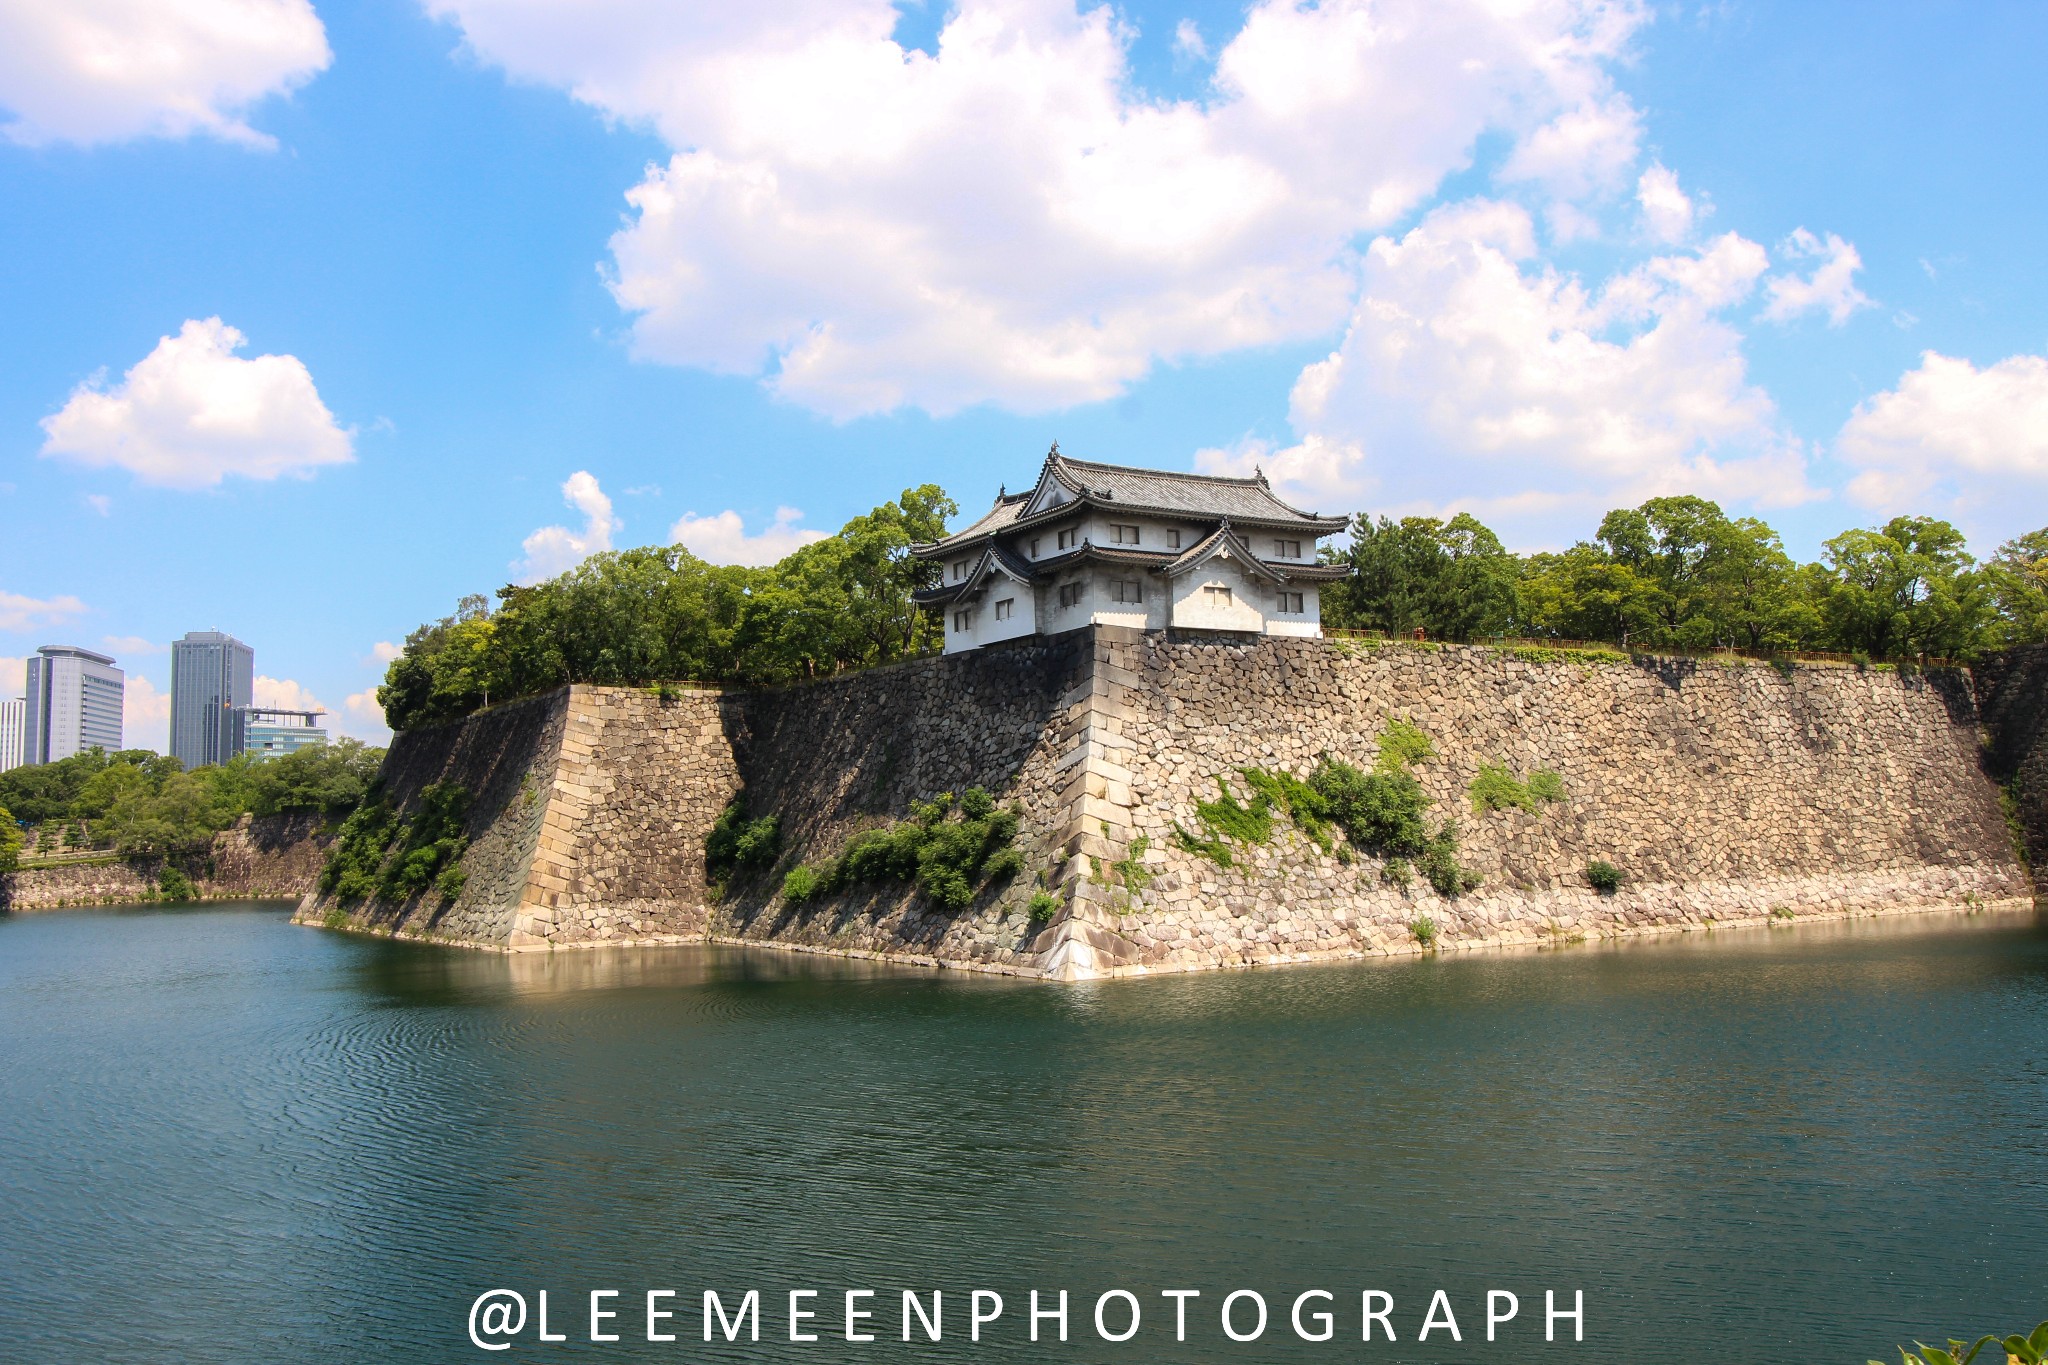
left=912, top=450, right=1345, bottom=557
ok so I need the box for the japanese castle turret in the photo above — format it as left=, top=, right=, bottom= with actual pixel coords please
left=912, top=446, right=1351, bottom=653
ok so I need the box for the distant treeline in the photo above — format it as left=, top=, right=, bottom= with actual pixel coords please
left=0, top=741, right=385, bottom=858
left=375, top=484, right=2048, bottom=736
left=1324, top=499, right=2047, bottom=659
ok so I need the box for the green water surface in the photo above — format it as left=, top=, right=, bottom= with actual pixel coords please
left=1, top=902, right=2043, bottom=1362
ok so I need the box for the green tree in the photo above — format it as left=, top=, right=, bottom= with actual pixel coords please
left=1985, top=527, right=2048, bottom=646
left=96, top=770, right=229, bottom=856
left=1817, top=516, right=1993, bottom=658
left=1327, top=512, right=1517, bottom=640
left=0, top=803, right=22, bottom=874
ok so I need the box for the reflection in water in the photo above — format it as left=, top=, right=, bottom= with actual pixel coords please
left=0, top=901, right=2043, bottom=1364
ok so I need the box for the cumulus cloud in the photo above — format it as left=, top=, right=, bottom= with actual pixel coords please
left=1172, top=18, right=1208, bottom=62
left=1636, top=163, right=1694, bottom=244
left=515, top=471, right=621, bottom=583
left=101, top=634, right=163, bottom=656
left=40, top=318, right=354, bottom=489
left=1221, top=199, right=1816, bottom=537
left=428, top=0, right=1649, bottom=417
left=1838, top=351, right=2048, bottom=512
left=668, top=506, right=828, bottom=567
left=0, top=0, right=330, bottom=148
left=252, top=674, right=326, bottom=712
left=343, top=688, right=389, bottom=739
left=368, top=641, right=402, bottom=664
left=0, top=588, right=89, bottom=632
left=0, top=656, right=24, bottom=697
left=1761, top=228, right=1872, bottom=326
left=122, top=675, right=168, bottom=753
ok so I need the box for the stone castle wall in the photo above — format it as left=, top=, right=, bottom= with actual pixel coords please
left=1975, top=643, right=2048, bottom=872
left=2, top=811, right=335, bottom=911
left=291, top=628, right=2039, bottom=975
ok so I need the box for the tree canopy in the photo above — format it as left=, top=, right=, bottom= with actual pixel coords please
left=378, top=485, right=955, bottom=731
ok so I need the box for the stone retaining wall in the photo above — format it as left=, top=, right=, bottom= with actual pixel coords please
left=2, top=812, right=334, bottom=911
left=1976, top=642, right=2048, bottom=872
left=293, top=629, right=2038, bottom=975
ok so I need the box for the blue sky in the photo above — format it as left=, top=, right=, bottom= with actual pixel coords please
left=2, top=0, right=2045, bottom=750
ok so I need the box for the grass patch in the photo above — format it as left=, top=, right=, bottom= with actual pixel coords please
left=783, top=787, right=1023, bottom=912
left=1469, top=762, right=1567, bottom=814
left=1409, top=915, right=1437, bottom=947
left=1374, top=718, right=1435, bottom=772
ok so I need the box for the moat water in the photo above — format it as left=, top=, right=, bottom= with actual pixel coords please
left=1, top=902, right=2043, bottom=1363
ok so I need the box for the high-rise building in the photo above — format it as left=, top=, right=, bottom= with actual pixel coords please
left=170, top=631, right=255, bottom=770
left=240, top=707, right=328, bottom=762
left=0, top=697, right=24, bottom=773
left=24, top=645, right=125, bottom=764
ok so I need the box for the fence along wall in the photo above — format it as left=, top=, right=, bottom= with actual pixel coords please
left=294, top=629, right=2037, bottom=973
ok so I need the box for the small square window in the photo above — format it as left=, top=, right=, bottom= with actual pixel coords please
left=1203, top=584, right=1233, bottom=607
left=1277, top=591, right=1305, bottom=614
left=952, top=560, right=967, bottom=580
left=1058, top=527, right=1079, bottom=551
left=953, top=610, right=973, bottom=632
left=1059, top=581, right=1085, bottom=608
left=1274, top=539, right=1301, bottom=559
left=1030, top=538, right=1041, bottom=558
left=1111, top=523, right=1140, bottom=545
left=1111, top=578, right=1142, bottom=603
left=995, top=598, right=1014, bottom=621
left=1166, top=529, right=1182, bottom=550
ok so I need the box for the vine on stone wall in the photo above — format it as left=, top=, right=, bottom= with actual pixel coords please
left=318, top=781, right=471, bottom=904
left=781, top=787, right=1024, bottom=911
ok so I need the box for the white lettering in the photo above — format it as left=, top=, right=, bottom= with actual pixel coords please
left=645, top=1290, right=675, bottom=1343
left=1547, top=1290, right=1584, bottom=1342
left=1292, top=1290, right=1333, bottom=1342
left=1161, top=1290, right=1201, bottom=1342
left=537, top=1290, right=566, bottom=1343
left=844, top=1290, right=875, bottom=1343
left=589, top=1290, right=619, bottom=1343
left=1094, top=1291, right=1140, bottom=1343
left=1362, top=1291, right=1396, bottom=1341
left=788, top=1290, right=819, bottom=1343
left=1420, top=1291, right=1461, bottom=1342
left=970, top=1291, right=1003, bottom=1342
left=1030, top=1290, right=1068, bottom=1343
left=902, top=1290, right=941, bottom=1342
left=1221, top=1291, right=1268, bottom=1343
left=704, top=1290, right=760, bottom=1343
left=1488, top=1291, right=1519, bottom=1341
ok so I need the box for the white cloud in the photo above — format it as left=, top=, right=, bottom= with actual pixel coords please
left=0, top=656, right=24, bottom=697
left=101, top=634, right=163, bottom=656
left=1635, top=162, right=1694, bottom=244
left=1233, top=199, right=1816, bottom=537
left=40, top=318, right=353, bottom=489
left=1838, top=351, right=2048, bottom=512
left=1761, top=228, right=1871, bottom=326
left=670, top=506, right=828, bottom=566
left=123, top=675, right=169, bottom=753
left=252, top=674, right=326, bottom=712
left=515, top=471, right=621, bottom=583
left=1498, top=93, right=1643, bottom=214
left=84, top=493, right=112, bottom=516
left=343, top=688, right=389, bottom=740
left=0, top=589, right=89, bottom=632
left=1172, top=18, right=1208, bottom=62
left=428, top=0, right=1649, bottom=418
left=369, top=640, right=402, bottom=664
left=0, top=0, right=329, bottom=148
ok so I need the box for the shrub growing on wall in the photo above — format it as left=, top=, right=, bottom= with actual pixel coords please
left=706, top=801, right=781, bottom=881
left=783, top=787, right=1023, bottom=912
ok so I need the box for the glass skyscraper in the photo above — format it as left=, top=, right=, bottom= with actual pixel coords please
left=170, top=631, right=255, bottom=770
left=23, top=645, right=124, bottom=764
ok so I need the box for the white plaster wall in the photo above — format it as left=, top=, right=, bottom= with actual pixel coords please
left=1267, top=582, right=1323, bottom=637
left=1168, top=557, right=1270, bottom=633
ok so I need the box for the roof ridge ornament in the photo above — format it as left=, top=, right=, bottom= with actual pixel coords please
left=1254, top=466, right=1268, bottom=487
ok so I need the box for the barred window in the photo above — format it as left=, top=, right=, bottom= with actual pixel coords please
left=1166, top=529, right=1182, bottom=549
left=1111, top=523, right=1140, bottom=545
left=1030, top=538, right=1041, bottom=558
left=995, top=598, right=1014, bottom=621
left=1058, top=527, right=1079, bottom=551
left=1111, top=578, right=1142, bottom=603
left=1274, top=539, right=1301, bottom=559
left=1203, top=584, right=1232, bottom=607
left=952, top=560, right=968, bottom=580
left=1277, top=591, right=1305, bottom=614
left=953, top=610, right=973, bottom=632
left=1059, top=581, right=1085, bottom=607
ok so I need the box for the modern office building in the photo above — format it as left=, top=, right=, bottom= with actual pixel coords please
left=170, top=631, right=255, bottom=770
left=0, top=697, right=24, bottom=773
left=23, top=645, right=125, bottom=764
left=240, top=708, right=328, bottom=762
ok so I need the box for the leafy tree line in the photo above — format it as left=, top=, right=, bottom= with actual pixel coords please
left=1322, top=497, right=2048, bottom=659
left=378, top=486, right=955, bottom=731
left=0, top=741, right=385, bottom=857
